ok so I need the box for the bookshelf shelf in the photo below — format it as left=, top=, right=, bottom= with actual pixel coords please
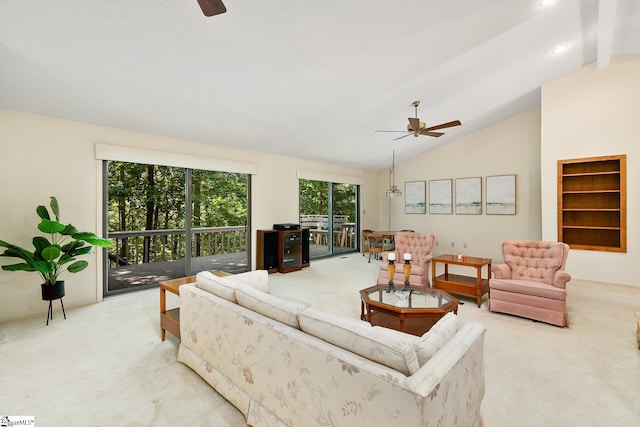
left=557, top=155, right=626, bottom=252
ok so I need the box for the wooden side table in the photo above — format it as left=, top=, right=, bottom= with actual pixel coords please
left=431, top=254, right=492, bottom=308
left=160, top=270, right=231, bottom=341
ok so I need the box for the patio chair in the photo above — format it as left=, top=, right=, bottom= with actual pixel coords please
left=366, top=232, right=394, bottom=263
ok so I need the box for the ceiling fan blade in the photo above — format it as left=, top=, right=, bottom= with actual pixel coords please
left=408, top=117, right=420, bottom=131
left=420, top=131, right=445, bottom=137
left=422, top=120, right=462, bottom=132
left=197, top=0, right=227, bottom=16
left=392, top=133, right=414, bottom=141
left=375, top=130, right=409, bottom=133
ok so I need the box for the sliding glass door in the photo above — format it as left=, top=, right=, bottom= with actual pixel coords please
left=104, top=161, right=250, bottom=295
left=189, top=169, right=249, bottom=276
left=332, top=183, right=358, bottom=254
left=299, top=179, right=359, bottom=259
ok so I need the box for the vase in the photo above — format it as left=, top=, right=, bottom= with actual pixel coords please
left=41, top=281, right=65, bottom=301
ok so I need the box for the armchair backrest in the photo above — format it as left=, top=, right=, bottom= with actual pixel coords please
left=501, top=240, right=570, bottom=284
left=393, top=232, right=436, bottom=261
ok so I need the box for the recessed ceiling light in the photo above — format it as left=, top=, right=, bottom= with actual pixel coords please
left=551, top=43, right=568, bottom=55
left=539, top=0, right=557, bottom=7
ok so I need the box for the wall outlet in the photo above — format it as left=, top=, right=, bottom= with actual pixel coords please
left=463, top=243, right=467, bottom=248
left=451, top=242, right=455, bottom=247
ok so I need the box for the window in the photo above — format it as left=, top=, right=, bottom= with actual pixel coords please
left=104, top=161, right=250, bottom=295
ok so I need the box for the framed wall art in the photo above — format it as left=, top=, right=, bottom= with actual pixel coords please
left=486, top=174, right=516, bottom=215
left=428, top=179, right=452, bottom=214
left=405, top=181, right=426, bottom=214
left=455, top=177, right=482, bottom=215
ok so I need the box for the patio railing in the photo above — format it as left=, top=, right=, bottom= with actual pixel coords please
left=299, top=214, right=356, bottom=248
left=108, top=226, right=247, bottom=268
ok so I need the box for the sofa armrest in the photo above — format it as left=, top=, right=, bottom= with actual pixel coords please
left=416, top=253, right=432, bottom=268
left=492, top=263, right=511, bottom=279
left=553, top=270, right=572, bottom=289
left=404, top=322, right=486, bottom=426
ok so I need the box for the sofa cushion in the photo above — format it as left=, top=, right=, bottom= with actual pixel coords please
left=503, top=241, right=566, bottom=284
left=490, top=278, right=566, bottom=300
left=235, top=284, right=310, bottom=329
left=415, top=312, right=458, bottom=366
left=490, top=288, right=567, bottom=311
left=196, top=270, right=271, bottom=303
left=228, top=270, right=271, bottom=293
left=298, top=307, right=420, bottom=376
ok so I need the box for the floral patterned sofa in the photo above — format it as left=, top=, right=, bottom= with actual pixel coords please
left=178, top=270, right=486, bottom=427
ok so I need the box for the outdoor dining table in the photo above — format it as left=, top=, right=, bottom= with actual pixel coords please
left=339, top=223, right=356, bottom=247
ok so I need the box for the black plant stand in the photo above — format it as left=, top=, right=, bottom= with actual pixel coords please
left=46, top=298, right=66, bottom=325
left=42, top=281, right=66, bottom=325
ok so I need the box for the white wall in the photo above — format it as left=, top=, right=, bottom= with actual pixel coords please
left=2, top=56, right=637, bottom=321
left=388, top=108, right=542, bottom=262
left=541, top=56, right=639, bottom=286
left=0, top=110, right=374, bottom=321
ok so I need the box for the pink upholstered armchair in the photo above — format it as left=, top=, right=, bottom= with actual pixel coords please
left=489, top=240, right=571, bottom=327
left=377, top=232, right=436, bottom=288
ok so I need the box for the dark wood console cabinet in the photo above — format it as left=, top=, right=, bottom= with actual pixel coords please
left=257, top=229, right=307, bottom=273
left=278, top=229, right=303, bottom=273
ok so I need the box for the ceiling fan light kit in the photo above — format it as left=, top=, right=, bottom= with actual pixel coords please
left=385, top=186, right=403, bottom=198
left=385, top=150, right=403, bottom=198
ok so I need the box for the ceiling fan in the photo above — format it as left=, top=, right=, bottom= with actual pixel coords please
left=197, top=0, right=227, bottom=16
left=375, top=101, right=461, bottom=141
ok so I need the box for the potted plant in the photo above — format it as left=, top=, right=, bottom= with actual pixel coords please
left=0, top=196, right=111, bottom=301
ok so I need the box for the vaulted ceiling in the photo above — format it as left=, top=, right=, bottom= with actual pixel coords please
left=1, top=1, right=638, bottom=170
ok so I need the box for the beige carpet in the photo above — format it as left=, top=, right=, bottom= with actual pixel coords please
left=1, top=253, right=639, bottom=426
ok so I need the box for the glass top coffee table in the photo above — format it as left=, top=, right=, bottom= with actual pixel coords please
left=360, top=285, right=459, bottom=336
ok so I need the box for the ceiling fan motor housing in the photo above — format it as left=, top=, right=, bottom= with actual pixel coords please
left=407, top=121, right=426, bottom=132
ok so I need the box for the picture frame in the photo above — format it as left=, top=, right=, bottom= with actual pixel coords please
left=405, top=181, right=426, bottom=214
left=428, top=179, right=453, bottom=214
left=486, top=174, right=516, bottom=215
left=455, top=177, right=482, bottom=215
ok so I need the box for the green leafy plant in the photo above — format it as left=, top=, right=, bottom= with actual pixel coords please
left=0, top=196, right=111, bottom=286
